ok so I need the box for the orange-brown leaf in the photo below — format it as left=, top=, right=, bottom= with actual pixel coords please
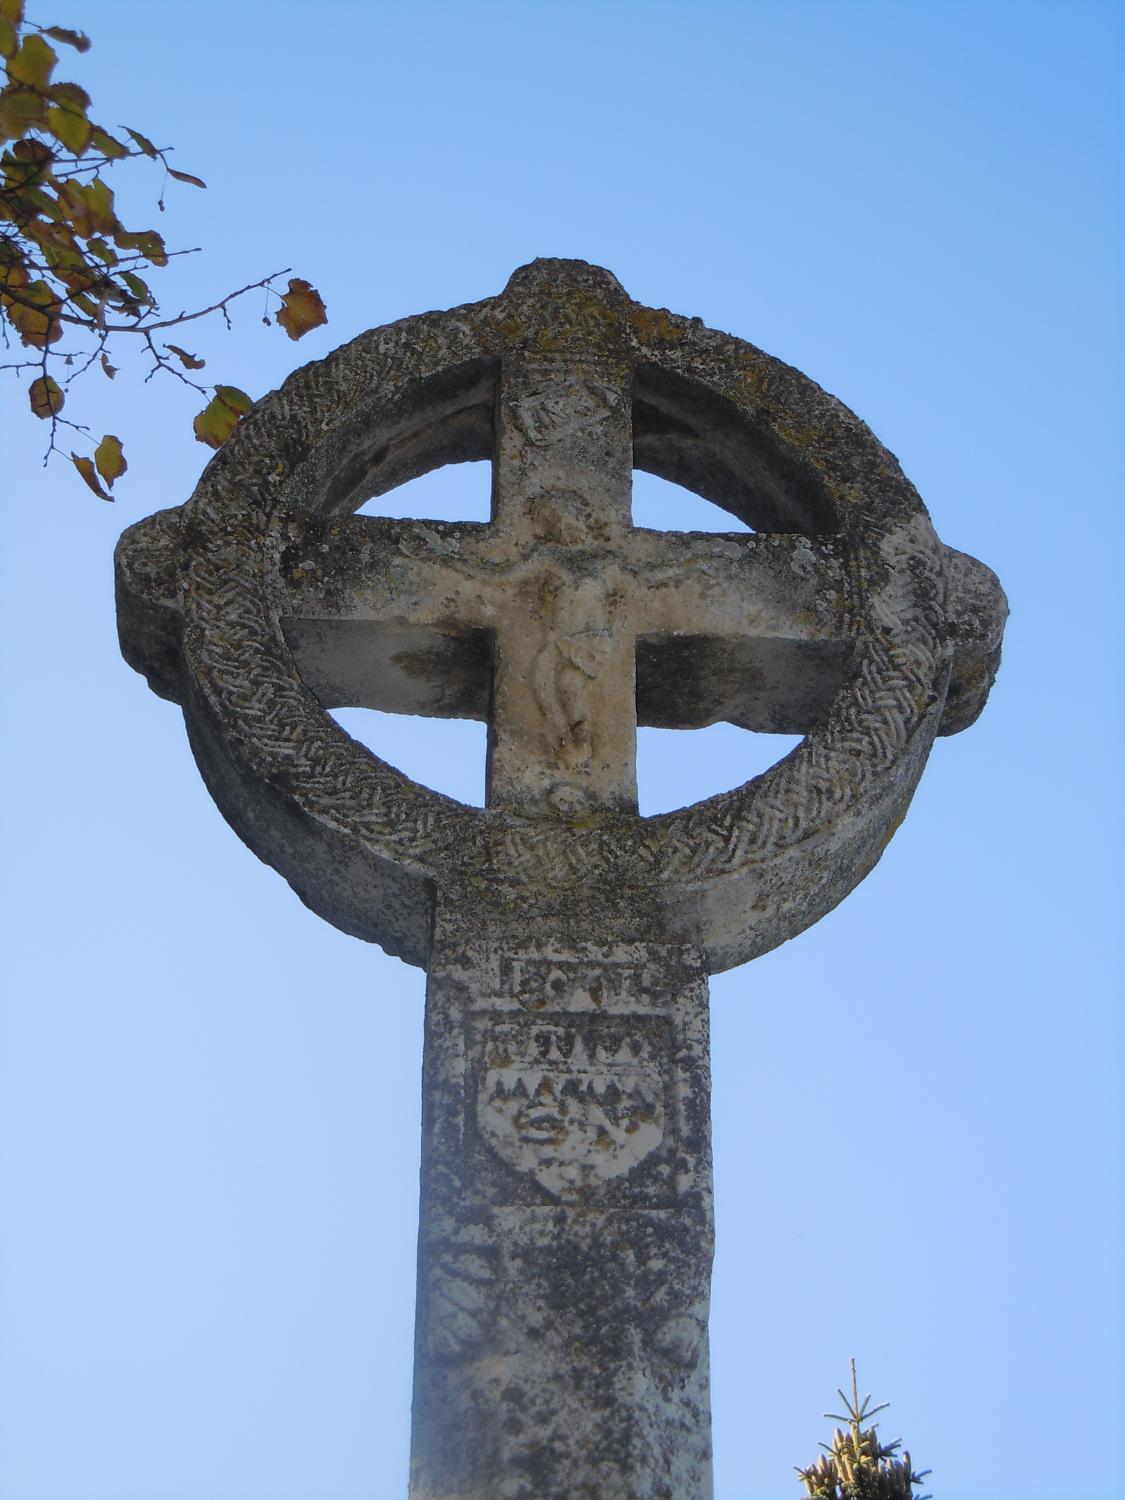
left=28, top=373, right=63, bottom=417
left=43, top=26, right=91, bottom=52
left=94, top=432, right=126, bottom=487
left=166, top=166, right=206, bottom=189
left=193, top=385, right=253, bottom=449
left=276, top=277, right=327, bottom=340
left=165, top=342, right=204, bottom=370
left=71, top=451, right=111, bottom=500
left=100, top=351, right=116, bottom=378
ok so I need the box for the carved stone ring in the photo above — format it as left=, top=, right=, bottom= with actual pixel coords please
left=117, top=260, right=1005, bottom=974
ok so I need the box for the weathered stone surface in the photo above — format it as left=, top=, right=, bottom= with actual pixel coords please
left=116, top=259, right=1007, bottom=1498
left=413, top=914, right=712, bottom=1499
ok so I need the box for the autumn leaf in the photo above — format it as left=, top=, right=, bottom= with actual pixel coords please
left=114, top=226, right=167, bottom=266
left=166, top=166, right=206, bottom=189
left=28, top=372, right=63, bottom=417
left=100, top=351, right=116, bottom=378
left=94, top=432, right=126, bottom=487
left=193, top=384, right=253, bottom=448
left=5, top=278, right=62, bottom=345
left=124, top=125, right=156, bottom=158
left=43, top=26, right=90, bottom=52
left=277, top=277, right=326, bottom=340
left=7, top=32, right=55, bottom=89
left=47, top=100, right=90, bottom=154
left=0, top=84, right=46, bottom=136
left=49, top=80, right=90, bottom=112
left=90, top=124, right=126, bottom=159
left=119, top=269, right=153, bottom=304
left=71, top=451, right=111, bottom=500
left=165, top=342, right=204, bottom=369
left=0, top=17, right=15, bottom=58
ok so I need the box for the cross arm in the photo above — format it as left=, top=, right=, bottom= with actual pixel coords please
left=629, top=530, right=854, bottom=733
left=116, top=510, right=500, bottom=721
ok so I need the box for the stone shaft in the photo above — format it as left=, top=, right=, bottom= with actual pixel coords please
left=410, top=909, right=714, bottom=1500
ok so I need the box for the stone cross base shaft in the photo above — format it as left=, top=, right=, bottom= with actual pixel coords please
left=411, top=912, right=714, bottom=1498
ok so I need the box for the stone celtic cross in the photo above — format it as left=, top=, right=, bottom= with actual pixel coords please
left=116, top=260, right=1006, bottom=1498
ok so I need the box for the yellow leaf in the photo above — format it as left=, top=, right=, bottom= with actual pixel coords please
left=276, top=277, right=327, bottom=340
left=28, top=373, right=63, bottom=417
left=71, top=451, right=112, bottom=500
left=47, top=102, right=91, bottom=154
left=43, top=26, right=90, bottom=52
left=94, top=432, right=126, bottom=487
left=58, top=177, right=117, bottom=238
left=90, top=126, right=127, bottom=160
left=5, top=279, right=61, bottom=346
left=49, top=81, right=90, bottom=112
left=166, top=166, right=206, bottom=189
left=0, top=84, right=46, bottom=137
left=125, top=126, right=157, bottom=158
left=114, top=226, right=166, bottom=266
left=100, top=351, right=116, bottom=378
left=0, top=0, right=24, bottom=23
left=7, top=33, right=56, bottom=89
left=165, top=342, right=204, bottom=370
left=193, top=385, right=253, bottom=449
left=0, top=17, right=15, bottom=58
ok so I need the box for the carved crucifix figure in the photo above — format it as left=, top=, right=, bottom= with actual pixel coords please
left=116, top=260, right=1006, bottom=1498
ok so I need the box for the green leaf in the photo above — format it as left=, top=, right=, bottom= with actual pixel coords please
left=124, top=126, right=157, bottom=158
left=28, top=372, right=63, bottom=417
left=193, top=385, right=253, bottom=449
left=71, top=451, right=112, bottom=500
left=47, top=102, right=91, bottom=154
left=119, top=269, right=153, bottom=303
left=90, top=125, right=127, bottom=159
left=94, top=432, right=126, bottom=487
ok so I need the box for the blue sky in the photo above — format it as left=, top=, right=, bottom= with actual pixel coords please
left=1, top=3, right=1121, bottom=1497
